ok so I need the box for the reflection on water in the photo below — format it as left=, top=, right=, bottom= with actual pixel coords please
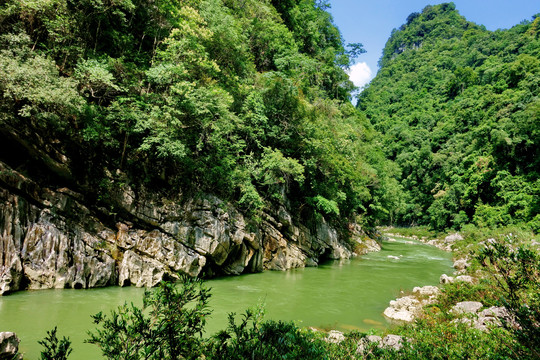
left=0, top=237, right=452, bottom=359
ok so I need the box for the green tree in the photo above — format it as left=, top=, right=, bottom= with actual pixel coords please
left=87, top=276, right=211, bottom=360
left=38, top=327, right=72, bottom=360
left=477, top=238, right=540, bottom=357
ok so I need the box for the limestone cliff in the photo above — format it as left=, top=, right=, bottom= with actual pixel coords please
left=0, top=161, right=379, bottom=295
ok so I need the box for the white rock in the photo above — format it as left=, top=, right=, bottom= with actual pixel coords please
left=327, top=330, right=345, bottom=343
left=455, top=275, right=474, bottom=283
left=381, top=334, right=406, bottom=350
left=413, top=285, right=440, bottom=297
left=384, top=308, right=415, bottom=322
left=444, top=233, right=463, bottom=243
left=451, top=301, right=483, bottom=314
left=440, top=274, right=455, bottom=284
left=453, top=258, right=470, bottom=271
left=356, top=335, right=382, bottom=354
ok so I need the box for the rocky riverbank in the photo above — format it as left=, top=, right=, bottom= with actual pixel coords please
left=384, top=232, right=463, bottom=252
left=381, top=233, right=513, bottom=335
left=0, top=160, right=380, bottom=295
left=382, top=233, right=471, bottom=324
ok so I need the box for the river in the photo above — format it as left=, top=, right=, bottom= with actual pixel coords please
left=0, top=237, right=452, bottom=359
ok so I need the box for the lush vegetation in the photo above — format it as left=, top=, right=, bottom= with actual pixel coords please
left=1, top=1, right=537, bottom=241
left=358, top=3, right=540, bottom=231
left=2, top=2, right=539, bottom=357
left=0, top=0, right=397, bottom=235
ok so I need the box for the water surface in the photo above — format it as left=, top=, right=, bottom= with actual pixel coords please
left=0, top=237, right=452, bottom=359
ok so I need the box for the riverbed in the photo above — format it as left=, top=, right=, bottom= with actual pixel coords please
left=0, top=237, right=452, bottom=359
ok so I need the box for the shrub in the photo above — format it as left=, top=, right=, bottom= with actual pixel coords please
left=86, top=275, right=211, bottom=360
left=207, top=306, right=327, bottom=359
left=38, top=327, right=72, bottom=360
left=476, top=238, right=540, bottom=357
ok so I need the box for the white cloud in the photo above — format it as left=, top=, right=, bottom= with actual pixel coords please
left=347, top=62, right=373, bottom=89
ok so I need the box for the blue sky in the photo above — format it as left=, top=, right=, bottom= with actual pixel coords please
left=328, top=1, right=540, bottom=90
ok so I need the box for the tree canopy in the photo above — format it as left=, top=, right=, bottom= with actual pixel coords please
left=358, top=3, right=540, bottom=231
left=0, top=0, right=390, bottom=234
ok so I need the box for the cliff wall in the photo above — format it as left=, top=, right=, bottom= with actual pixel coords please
left=0, top=161, right=379, bottom=295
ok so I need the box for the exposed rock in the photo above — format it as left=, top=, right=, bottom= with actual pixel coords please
left=349, top=223, right=381, bottom=255
left=21, top=221, right=117, bottom=290
left=406, top=232, right=462, bottom=252
left=413, top=285, right=440, bottom=297
left=479, top=306, right=510, bottom=320
left=0, top=161, right=379, bottom=294
left=384, top=286, right=441, bottom=322
left=366, top=334, right=383, bottom=343
left=0, top=332, right=21, bottom=360
left=455, top=275, right=474, bottom=283
left=315, top=219, right=352, bottom=260
left=357, top=334, right=407, bottom=354
left=380, top=334, right=406, bottom=351
left=383, top=296, right=421, bottom=322
left=453, top=258, right=470, bottom=272
left=440, top=274, right=454, bottom=284
left=445, top=233, right=463, bottom=243
left=326, top=330, right=345, bottom=343
left=423, top=233, right=463, bottom=251
left=473, top=307, right=511, bottom=331
left=356, top=335, right=382, bottom=354
left=452, top=306, right=515, bottom=332
left=440, top=274, right=474, bottom=284
left=451, top=301, right=483, bottom=315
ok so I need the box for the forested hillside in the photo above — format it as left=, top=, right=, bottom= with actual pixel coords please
left=0, top=0, right=395, bottom=230
left=0, top=0, right=403, bottom=293
left=358, top=3, right=540, bottom=231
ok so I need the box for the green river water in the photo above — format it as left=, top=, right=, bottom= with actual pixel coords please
left=0, top=237, right=453, bottom=359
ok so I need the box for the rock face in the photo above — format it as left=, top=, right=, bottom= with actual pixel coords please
left=0, top=161, right=378, bottom=294
left=0, top=332, right=21, bottom=360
